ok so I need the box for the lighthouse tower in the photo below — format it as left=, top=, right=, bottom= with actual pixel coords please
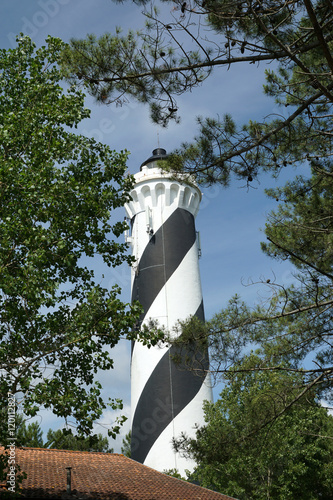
left=124, top=148, right=212, bottom=475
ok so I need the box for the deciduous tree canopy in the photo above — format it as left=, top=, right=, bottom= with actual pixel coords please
left=0, top=35, right=160, bottom=444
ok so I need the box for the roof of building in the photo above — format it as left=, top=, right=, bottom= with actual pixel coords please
left=0, top=447, right=237, bottom=500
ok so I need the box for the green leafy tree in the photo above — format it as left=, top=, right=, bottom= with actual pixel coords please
left=174, top=360, right=333, bottom=499
left=15, top=416, right=44, bottom=448
left=0, top=450, right=26, bottom=499
left=163, top=468, right=188, bottom=481
left=45, top=428, right=113, bottom=452
left=0, top=35, right=162, bottom=448
left=7, top=416, right=113, bottom=452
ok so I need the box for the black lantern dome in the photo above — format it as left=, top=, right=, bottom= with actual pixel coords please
left=140, top=148, right=168, bottom=170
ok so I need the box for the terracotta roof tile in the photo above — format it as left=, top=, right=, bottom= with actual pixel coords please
left=0, top=447, right=237, bottom=500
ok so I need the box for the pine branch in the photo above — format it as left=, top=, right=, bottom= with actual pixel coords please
left=266, top=236, right=333, bottom=280
left=81, top=35, right=333, bottom=85
left=303, top=0, right=333, bottom=73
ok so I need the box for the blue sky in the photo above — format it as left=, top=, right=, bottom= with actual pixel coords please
left=1, top=0, right=297, bottom=449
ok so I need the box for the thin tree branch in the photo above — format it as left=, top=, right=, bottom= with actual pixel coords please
left=86, top=34, right=333, bottom=84
left=189, top=84, right=333, bottom=174
left=303, top=0, right=333, bottom=73
left=266, top=236, right=333, bottom=280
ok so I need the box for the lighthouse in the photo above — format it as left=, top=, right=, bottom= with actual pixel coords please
left=124, top=148, right=212, bottom=475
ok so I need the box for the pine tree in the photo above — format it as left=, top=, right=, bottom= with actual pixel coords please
left=62, top=1, right=333, bottom=184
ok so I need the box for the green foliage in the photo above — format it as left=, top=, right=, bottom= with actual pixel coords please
left=175, top=364, right=333, bottom=499
left=45, top=428, right=113, bottom=452
left=4, top=415, right=113, bottom=452
left=263, top=163, right=333, bottom=275
left=15, top=416, right=44, bottom=448
left=120, top=430, right=131, bottom=457
left=0, top=35, right=165, bottom=452
left=0, top=450, right=27, bottom=499
left=167, top=153, right=333, bottom=497
left=62, top=1, right=333, bottom=184
left=163, top=468, right=188, bottom=481
left=169, top=153, right=333, bottom=408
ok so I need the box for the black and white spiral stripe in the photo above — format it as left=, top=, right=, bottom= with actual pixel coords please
left=130, top=207, right=211, bottom=471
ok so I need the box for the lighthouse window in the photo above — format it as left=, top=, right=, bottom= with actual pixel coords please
left=130, top=215, right=136, bottom=235
left=183, top=187, right=192, bottom=206
left=170, top=184, right=180, bottom=204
